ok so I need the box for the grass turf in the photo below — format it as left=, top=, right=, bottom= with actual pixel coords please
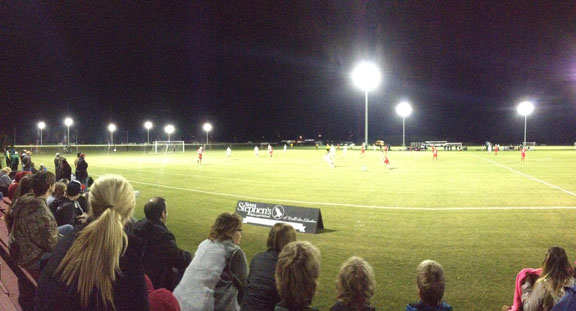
left=28, top=146, right=576, bottom=310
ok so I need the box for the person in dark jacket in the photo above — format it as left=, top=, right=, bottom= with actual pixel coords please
left=242, top=223, right=297, bottom=311
left=10, top=152, right=19, bottom=171
left=75, top=153, right=88, bottom=185
left=133, top=197, right=192, bottom=291
left=53, top=153, right=61, bottom=179
left=35, top=174, right=149, bottom=311
left=50, top=181, right=87, bottom=227
left=59, top=157, right=72, bottom=181
left=406, top=260, right=452, bottom=311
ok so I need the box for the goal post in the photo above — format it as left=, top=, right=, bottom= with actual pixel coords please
left=153, top=141, right=185, bottom=153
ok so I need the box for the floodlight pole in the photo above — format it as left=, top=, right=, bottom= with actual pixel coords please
left=39, top=128, right=43, bottom=146
left=402, top=116, right=406, bottom=148
left=523, top=115, right=527, bottom=147
left=206, top=132, right=209, bottom=146
left=67, top=126, right=70, bottom=146
left=147, top=129, right=150, bottom=144
left=168, top=133, right=171, bottom=143
left=364, top=91, right=368, bottom=147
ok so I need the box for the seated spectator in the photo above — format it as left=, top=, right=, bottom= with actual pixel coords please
left=133, top=197, right=192, bottom=291
left=0, top=167, right=12, bottom=196
left=46, top=181, right=66, bottom=207
left=7, top=170, right=32, bottom=201
left=6, top=174, right=34, bottom=230
left=242, top=223, right=297, bottom=311
left=406, top=260, right=452, bottom=311
left=523, top=247, right=574, bottom=311
left=35, top=174, right=150, bottom=310
left=274, top=241, right=321, bottom=311
left=145, top=275, right=182, bottom=311
left=50, top=181, right=88, bottom=226
left=330, top=256, right=376, bottom=311
left=551, top=284, right=576, bottom=310
left=174, top=213, right=248, bottom=311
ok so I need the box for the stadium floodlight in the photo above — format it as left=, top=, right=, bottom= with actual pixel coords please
left=395, top=101, right=413, bottom=148
left=37, top=121, right=46, bottom=145
left=108, top=123, right=117, bottom=145
left=164, top=124, right=175, bottom=142
left=64, top=117, right=74, bottom=145
left=517, top=101, right=534, bottom=146
left=352, top=61, right=382, bottom=147
left=203, top=122, right=212, bottom=146
left=144, top=121, right=153, bottom=144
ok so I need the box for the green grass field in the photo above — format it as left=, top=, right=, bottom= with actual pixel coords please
left=27, top=146, right=576, bottom=310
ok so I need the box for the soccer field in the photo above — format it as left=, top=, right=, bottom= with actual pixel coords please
left=30, top=146, right=576, bottom=310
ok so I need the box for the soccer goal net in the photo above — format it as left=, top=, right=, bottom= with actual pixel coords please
left=153, top=141, right=185, bottom=153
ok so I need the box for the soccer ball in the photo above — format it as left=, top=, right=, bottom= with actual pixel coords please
left=361, top=166, right=367, bottom=171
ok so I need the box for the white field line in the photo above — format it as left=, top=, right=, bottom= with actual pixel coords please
left=472, top=154, right=576, bottom=197
left=92, top=173, right=576, bottom=211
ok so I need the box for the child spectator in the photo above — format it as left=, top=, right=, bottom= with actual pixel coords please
left=242, top=223, right=297, bottom=310
left=406, top=260, right=452, bottom=311
left=274, top=241, right=321, bottom=311
left=523, top=247, right=574, bottom=311
left=174, top=213, right=247, bottom=311
left=51, top=180, right=87, bottom=226
left=330, top=256, right=376, bottom=311
left=35, top=174, right=150, bottom=310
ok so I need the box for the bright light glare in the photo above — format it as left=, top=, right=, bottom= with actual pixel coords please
left=144, top=121, right=153, bottom=129
left=396, top=101, right=413, bottom=117
left=37, top=121, right=46, bottom=130
left=64, top=117, right=73, bottom=127
left=203, top=123, right=212, bottom=132
left=164, top=124, right=175, bottom=134
left=517, top=101, right=534, bottom=116
left=351, top=62, right=382, bottom=92
left=108, top=124, right=116, bottom=132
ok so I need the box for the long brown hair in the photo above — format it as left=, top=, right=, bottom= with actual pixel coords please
left=55, top=174, right=135, bottom=309
left=336, top=256, right=375, bottom=308
left=538, top=247, right=573, bottom=301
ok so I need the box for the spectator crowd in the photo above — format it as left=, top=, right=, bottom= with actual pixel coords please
left=1, top=147, right=575, bottom=311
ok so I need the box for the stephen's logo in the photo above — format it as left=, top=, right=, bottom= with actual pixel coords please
left=272, top=205, right=285, bottom=219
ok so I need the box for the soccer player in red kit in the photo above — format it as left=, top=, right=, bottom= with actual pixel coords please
left=197, top=146, right=203, bottom=165
left=521, top=147, right=526, bottom=162
left=494, top=144, right=499, bottom=156
left=361, top=143, right=366, bottom=156
left=432, top=146, right=438, bottom=161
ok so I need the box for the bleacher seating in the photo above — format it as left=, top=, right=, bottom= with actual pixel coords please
left=0, top=197, right=38, bottom=310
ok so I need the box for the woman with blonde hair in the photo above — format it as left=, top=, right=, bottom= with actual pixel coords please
left=331, top=256, right=376, bottom=311
left=274, top=241, right=321, bottom=311
left=243, top=223, right=297, bottom=310
left=523, top=246, right=574, bottom=311
left=174, top=212, right=247, bottom=311
left=35, top=174, right=150, bottom=310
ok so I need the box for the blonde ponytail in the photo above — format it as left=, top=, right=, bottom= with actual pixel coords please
left=55, top=174, right=135, bottom=309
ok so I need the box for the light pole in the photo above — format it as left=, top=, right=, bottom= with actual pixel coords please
left=144, top=121, right=153, bottom=144
left=37, top=121, right=46, bottom=145
left=64, top=117, right=73, bottom=146
left=108, top=123, right=117, bottom=146
left=517, top=101, right=534, bottom=147
left=164, top=124, right=175, bottom=143
left=352, top=62, right=382, bottom=147
left=203, top=122, right=212, bottom=146
left=395, top=101, right=413, bottom=149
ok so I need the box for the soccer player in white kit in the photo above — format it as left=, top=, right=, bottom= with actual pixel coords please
left=226, top=146, right=231, bottom=157
left=254, top=145, right=259, bottom=157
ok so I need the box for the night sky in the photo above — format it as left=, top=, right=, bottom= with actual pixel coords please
left=2, top=1, right=576, bottom=145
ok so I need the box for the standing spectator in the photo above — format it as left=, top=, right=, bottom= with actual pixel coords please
left=523, top=247, right=574, bottom=311
left=10, top=151, right=19, bottom=171
left=0, top=167, right=12, bottom=196
left=330, top=256, right=376, bottom=311
left=274, top=241, right=321, bottom=311
left=4, top=147, right=11, bottom=168
left=75, top=153, right=88, bottom=185
left=242, top=223, right=297, bottom=311
left=406, top=260, right=452, bottom=311
left=59, top=157, right=72, bottom=181
left=133, top=197, right=192, bottom=291
left=74, top=152, right=81, bottom=168
left=35, top=174, right=150, bottom=311
left=22, top=151, right=32, bottom=172
left=53, top=153, right=61, bottom=178
left=174, top=213, right=247, bottom=311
